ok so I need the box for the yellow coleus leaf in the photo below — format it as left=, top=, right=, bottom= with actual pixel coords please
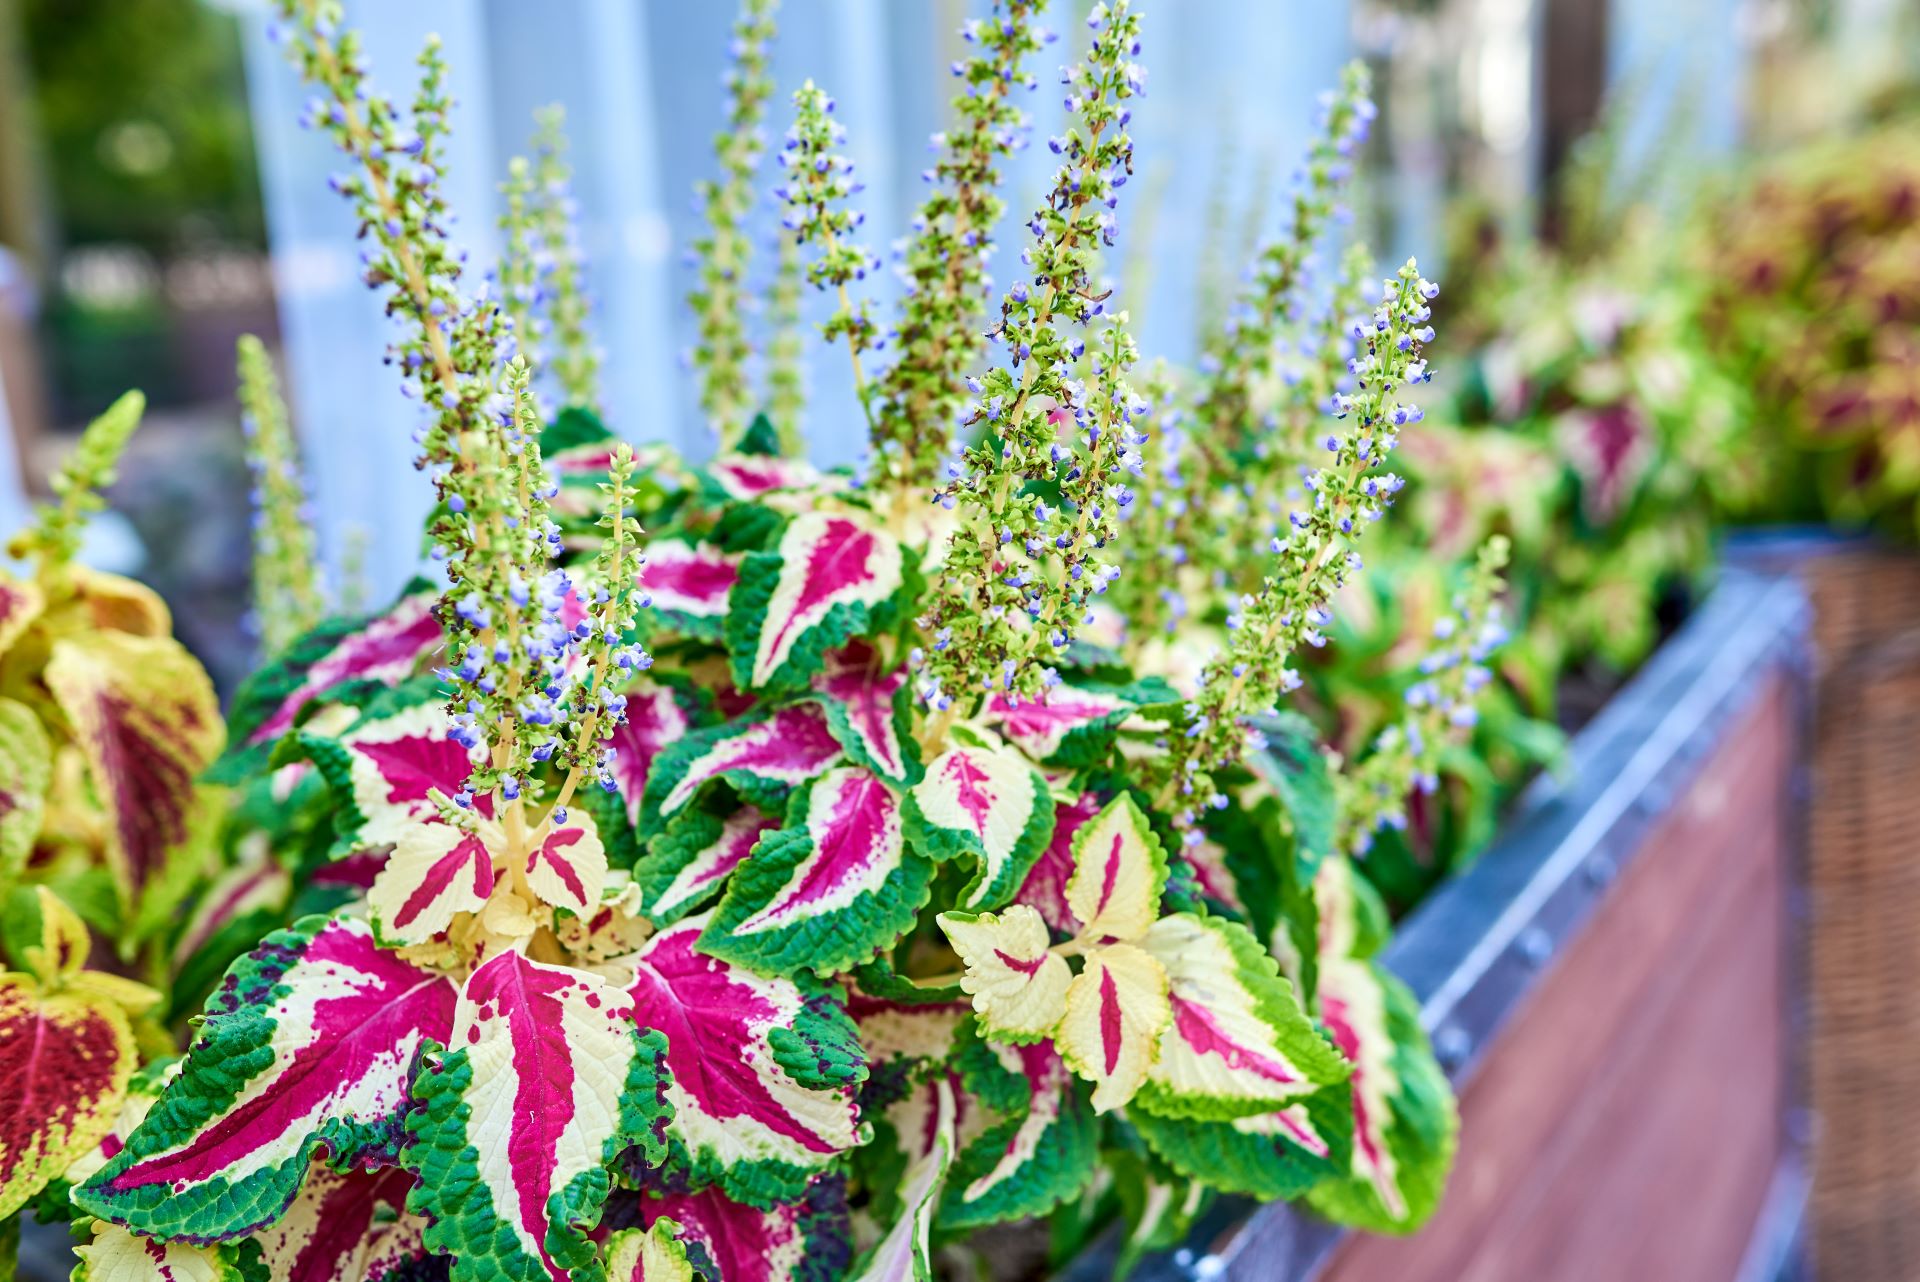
left=68, top=567, right=173, bottom=639
left=74, top=1220, right=235, bottom=1282
left=1065, top=793, right=1167, bottom=943
left=0, top=569, right=45, bottom=655
left=0, top=973, right=138, bottom=1218
left=938, top=904, right=1071, bottom=1041
left=1057, top=940, right=1170, bottom=1113
left=43, top=630, right=224, bottom=923
left=0, top=696, right=51, bottom=883
left=22, top=884, right=92, bottom=984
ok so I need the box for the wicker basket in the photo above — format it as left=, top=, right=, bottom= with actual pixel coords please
left=1768, top=543, right=1920, bottom=1280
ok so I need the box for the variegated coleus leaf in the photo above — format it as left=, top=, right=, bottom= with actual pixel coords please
left=0, top=567, right=45, bottom=653
left=626, top=915, right=866, bottom=1206
left=704, top=453, right=825, bottom=503
left=1131, top=912, right=1350, bottom=1121
left=604, top=1218, right=696, bottom=1282
left=212, top=583, right=441, bottom=783
left=633, top=1175, right=852, bottom=1282
left=905, top=739, right=1054, bottom=912
left=936, top=905, right=1070, bottom=1043
left=842, top=969, right=968, bottom=1086
left=638, top=704, right=844, bottom=838
left=1128, top=1081, right=1353, bottom=1203
left=642, top=538, right=742, bottom=641
left=939, top=1022, right=1096, bottom=1230
left=980, top=678, right=1175, bottom=768
left=0, top=894, right=148, bottom=1219
left=251, top=1164, right=432, bottom=1282
left=76, top=915, right=458, bottom=1240
left=591, top=677, right=702, bottom=865
left=1013, top=790, right=1106, bottom=935
left=0, top=694, right=51, bottom=884
left=849, top=1076, right=954, bottom=1282
left=635, top=805, right=778, bottom=926
left=808, top=642, right=919, bottom=786
left=700, top=767, right=933, bottom=977
left=369, top=819, right=495, bottom=946
left=297, top=689, right=483, bottom=855
left=726, top=511, right=906, bottom=694
left=44, top=630, right=225, bottom=917
left=1306, top=956, right=1458, bottom=1235
left=73, top=1222, right=264, bottom=1282
left=1056, top=942, right=1170, bottom=1116
left=1064, top=792, right=1168, bottom=944
left=405, top=950, right=671, bottom=1282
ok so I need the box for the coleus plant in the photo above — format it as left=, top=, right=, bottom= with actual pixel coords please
left=0, top=393, right=233, bottom=1234
left=46, top=2, right=1519, bottom=1279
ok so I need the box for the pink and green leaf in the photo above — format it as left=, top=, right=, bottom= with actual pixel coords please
left=808, top=642, right=919, bottom=785
left=1306, top=956, right=1458, bottom=1235
left=1129, top=1082, right=1353, bottom=1202
left=725, top=511, right=906, bottom=694
left=627, top=916, right=865, bottom=1206
left=1064, top=793, right=1169, bottom=943
left=704, top=454, right=825, bottom=503
left=404, top=951, right=671, bottom=1282
left=641, top=538, right=741, bottom=641
left=76, top=915, right=458, bottom=1240
left=633, top=1176, right=852, bottom=1282
left=296, top=690, right=482, bottom=856
left=250, top=1164, right=432, bottom=1282
left=1013, top=791, right=1106, bottom=935
left=841, top=974, right=967, bottom=1083
left=938, top=1025, right=1095, bottom=1230
left=1132, top=913, right=1349, bottom=1121
left=214, top=584, right=441, bottom=783
left=1055, top=942, right=1170, bottom=1114
left=590, top=677, right=701, bottom=864
left=904, top=740, right=1054, bottom=912
left=635, top=805, right=778, bottom=925
left=981, top=678, right=1174, bottom=767
left=700, top=767, right=932, bottom=976
left=850, top=1076, right=954, bottom=1282
left=639, top=704, right=844, bottom=837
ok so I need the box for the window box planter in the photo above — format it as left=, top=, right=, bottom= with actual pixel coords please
left=1064, top=566, right=1813, bottom=1282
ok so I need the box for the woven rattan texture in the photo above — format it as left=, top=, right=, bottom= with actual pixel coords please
left=1803, top=550, right=1920, bottom=1280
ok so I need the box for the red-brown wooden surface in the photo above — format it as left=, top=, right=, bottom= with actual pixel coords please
left=1315, top=675, right=1793, bottom=1282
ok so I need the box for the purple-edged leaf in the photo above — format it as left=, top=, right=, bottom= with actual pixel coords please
left=809, top=642, right=919, bottom=785
left=1132, top=913, right=1349, bottom=1121
left=369, top=819, right=495, bottom=946
left=76, top=915, right=457, bottom=1240
left=641, top=539, right=741, bottom=640
left=1306, top=956, right=1457, bottom=1234
left=705, top=454, right=824, bottom=501
left=636, top=806, right=778, bottom=925
left=981, top=679, right=1171, bottom=767
left=639, top=705, right=843, bottom=836
left=405, top=951, right=670, bottom=1282
left=726, top=511, right=905, bottom=693
left=626, top=916, right=865, bottom=1206
left=251, top=1164, right=431, bottom=1282
left=905, top=740, right=1054, bottom=912
left=298, top=696, right=484, bottom=855
left=939, top=1026, right=1095, bottom=1229
left=1012, top=791, right=1106, bottom=935
left=214, top=585, right=441, bottom=782
left=700, top=767, right=933, bottom=976
left=634, top=1176, right=852, bottom=1282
